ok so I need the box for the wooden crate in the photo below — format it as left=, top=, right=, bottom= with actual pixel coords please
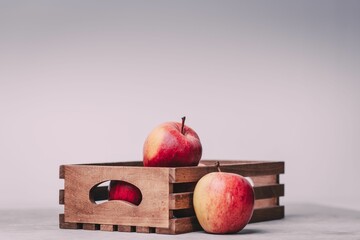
left=59, top=160, right=285, bottom=234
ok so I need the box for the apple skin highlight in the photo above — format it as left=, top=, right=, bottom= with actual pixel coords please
left=143, top=121, right=202, bottom=167
left=193, top=172, right=255, bottom=234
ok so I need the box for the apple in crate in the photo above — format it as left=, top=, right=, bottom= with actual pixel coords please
left=193, top=170, right=254, bottom=234
left=108, top=180, right=142, bottom=205
left=143, top=117, right=202, bottom=167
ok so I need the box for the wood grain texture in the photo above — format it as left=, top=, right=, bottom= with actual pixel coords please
left=100, top=224, right=116, bottom=231
left=170, top=216, right=201, bottom=234
left=83, top=161, right=143, bottom=166
left=59, top=214, right=82, bottom=229
left=251, top=175, right=277, bottom=186
left=156, top=216, right=201, bottom=234
left=169, top=161, right=284, bottom=183
left=118, top=225, right=135, bottom=232
left=169, top=192, right=193, bottom=210
left=250, top=206, right=285, bottom=223
left=254, top=198, right=278, bottom=208
left=63, top=165, right=170, bottom=228
left=136, top=227, right=155, bottom=233
left=83, top=223, right=99, bottom=230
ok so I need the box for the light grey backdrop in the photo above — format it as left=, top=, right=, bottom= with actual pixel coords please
left=1, top=1, right=359, bottom=210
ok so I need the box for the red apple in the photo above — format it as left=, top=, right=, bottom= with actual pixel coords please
left=143, top=117, right=202, bottom=167
left=193, top=170, right=255, bottom=234
left=108, top=180, right=142, bottom=205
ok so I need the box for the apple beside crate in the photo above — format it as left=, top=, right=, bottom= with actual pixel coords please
left=59, top=160, right=285, bottom=234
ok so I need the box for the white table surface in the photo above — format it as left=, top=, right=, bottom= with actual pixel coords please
left=1, top=203, right=359, bottom=240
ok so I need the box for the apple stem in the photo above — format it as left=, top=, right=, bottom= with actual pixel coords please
left=181, top=116, right=186, bottom=135
left=215, top=161, right=221, bottom=172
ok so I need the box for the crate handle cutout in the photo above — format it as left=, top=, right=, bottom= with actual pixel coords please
left=89, top=180, right=143, bottom=206
left=63, top=165, right=170, bottom=228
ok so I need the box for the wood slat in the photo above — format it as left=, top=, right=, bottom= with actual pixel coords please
left=83, top=161, right=144, bottom=166
left=100, top=224, right=116, bottom=231
left=59, top=165, right=65, bottom=179
left=155, top=227, right=174, bottom=234
left=118, top=225, right=135, bottom=232
left=156, top=216, right=201, bottom=234
left=164, top=206, right=286, bottom=229
left=59, top=214, right=82, bottom=229
left=251, top=175, right=277, bottom=186
left=254, top=198, right=278, bottom=208
left=59, top=189, right=64, bottom=205
left=172, top=216, right=201, bottom=234
left=136, top=227, right=155, bottom=233
left=83, top=223, right=100, bottom=230
left=250, top=206, right=284, bottom=223
left=169, top=192, right=193, bottom=210
left=169, top=161, right=284, bottom=183
left=169, top=184, right=284, bottom=210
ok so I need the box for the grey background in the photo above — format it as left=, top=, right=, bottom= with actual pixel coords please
left=1, top=0, right=359, bottom=211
